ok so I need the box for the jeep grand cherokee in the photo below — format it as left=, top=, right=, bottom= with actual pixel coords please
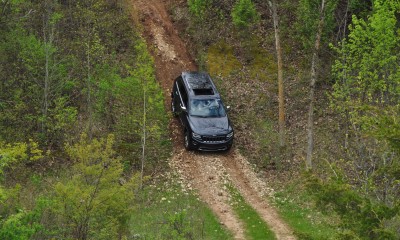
left=171, top=72, right=234, bottom=151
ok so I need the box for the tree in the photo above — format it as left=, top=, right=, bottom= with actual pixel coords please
left=307, top=173, right=398, bottom=238
left=306, top=0, right=327, bottom=170
left=332, top=0, right=400, bottom=151
left=188, top=0, right=212, bottom=19
left=112, top=39, right=168, bottom=182
left=231, top=0, right=260, bottom=29
left=297, top=0, right=338, bottom=50
left=131, top=40, right=156, bottom=189
left=0, top=0, right=77, bottom=147
left=331, top=0, right=400, bottom=204
left=0, top=140, right=43, bottom=176
left=0, top=140, right=44, bottom=239
left=54, top=134, right=138, bottom=239
left=268, top=0, right=285, bottom=149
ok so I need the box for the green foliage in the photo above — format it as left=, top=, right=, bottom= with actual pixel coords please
left=53, top=134, right=138, bottom=239
left=110, top=38, right=170, bottom=170
left=0, top=1, right=171, bottom=239
left=273, top=181, right=338, bottom=240
left=349, top=0, right=372, bottom=17
left=331, top=0, right=400, bottom=152
left=297, top=0, right=338, bottom=49
left=0, top=209, right=41, bottom=240
left=0, top=2, right=76, bottom=146
left=327, top=4, right=400, bottom=236
left=165, top=210, right=193, bottom=239
left=0, top=140, right=43, bottom=175
left=47, top=97, right=78, bottom=143
left=0, top=184, right=21, bottom=218
left=307, top=173, right=399, bottom=239
left=188, top=0, right=212, bottom=19
left=0, top=187, right=50, bottom=240
left=231, top=0, right=260, bottom=29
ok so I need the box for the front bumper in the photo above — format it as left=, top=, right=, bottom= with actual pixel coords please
left=191, top=137, right=233, bottom=151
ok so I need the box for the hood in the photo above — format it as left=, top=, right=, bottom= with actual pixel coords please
left=188, top=116, right=232, bottom=135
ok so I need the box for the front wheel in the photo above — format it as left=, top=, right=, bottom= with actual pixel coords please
left=184, top=130, right=194, bottom=150
left=225, top=143, right=232, bottom=152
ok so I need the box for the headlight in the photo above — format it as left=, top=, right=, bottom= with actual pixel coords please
left=227, top=132, right=234, bottom=139
left=192, top=132, right=201, bottom=139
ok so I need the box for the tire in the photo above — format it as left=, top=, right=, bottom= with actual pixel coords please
left=225, top=144, right=232, bottom=151
left=184, top=130, right=194, bottom=150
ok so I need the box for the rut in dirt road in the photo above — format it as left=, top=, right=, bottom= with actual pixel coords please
left=130, top=0, right=296, bottom=239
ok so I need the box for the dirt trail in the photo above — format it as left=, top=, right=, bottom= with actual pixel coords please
left=130, top=0, right=296, bottom=239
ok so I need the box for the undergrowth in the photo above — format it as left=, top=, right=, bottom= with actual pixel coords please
left=272, top=178, right=338, bottom=240
left=129, top=175, right=232, bottom=239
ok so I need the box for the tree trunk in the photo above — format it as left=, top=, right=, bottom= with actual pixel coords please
left=306, top=0, right=326, bottom=170
left=140, top=85, right=146, bottom=189
left=42, top=3, right=55, bottom=138
left=86, top=28, right=93, bottom=139
left=268, top=0, right=285, bottom=149
left=43, top=16, right=50, bottom=134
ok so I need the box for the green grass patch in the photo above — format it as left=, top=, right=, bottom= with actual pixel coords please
left=129, top=176, right=232, bottom=239
left=273, top=181, right=338, bottom=240
left=227, top=184, right=276, bottom=240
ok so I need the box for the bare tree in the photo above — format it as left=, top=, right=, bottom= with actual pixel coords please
left=268, top=0, right=285, bottom=149
left=41, top=0, right=60, bottom=140
left=86, top=37, right=93, bottom=139
left=140, top=83, right=146, bottom=189
left=42, top=4, right=55, bottom=134
left=306, top=0, right=326, bottom=170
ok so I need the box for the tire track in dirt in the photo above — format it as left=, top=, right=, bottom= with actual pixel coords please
left=129, top=0, right=296, bottom=239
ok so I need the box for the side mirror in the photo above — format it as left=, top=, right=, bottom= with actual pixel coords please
left=226, top=106, right=231, bottom=112
left=181, top=105, right=187, bottom=112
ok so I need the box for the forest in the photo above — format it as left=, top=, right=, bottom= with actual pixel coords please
left=0, top=0, right=172, bottom=238
left=0, top=0, right=399, bottom=239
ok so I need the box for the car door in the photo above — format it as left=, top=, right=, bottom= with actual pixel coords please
left=172, top=77, right=182, bottom=109
left=172, top=77, right=179, bottom=113
left=176, top=77, right=189, bottom=125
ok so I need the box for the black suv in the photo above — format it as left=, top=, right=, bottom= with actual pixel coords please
left=171, top=72, right=234, bottom=151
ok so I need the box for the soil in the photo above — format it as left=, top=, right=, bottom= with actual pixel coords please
left=130, top=0, right=296, bottom=239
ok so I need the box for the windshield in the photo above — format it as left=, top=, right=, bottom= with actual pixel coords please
left=189, top=99, right=226, bottom=117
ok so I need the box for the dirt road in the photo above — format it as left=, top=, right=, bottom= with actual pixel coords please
left=130, top=0, right=296, bottom=239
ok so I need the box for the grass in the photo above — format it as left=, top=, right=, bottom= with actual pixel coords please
left=273, top=181, right=338, bottom=240
left=129, top=175, right=232, bottom=239
left=227, top=184, right=276, bottom=240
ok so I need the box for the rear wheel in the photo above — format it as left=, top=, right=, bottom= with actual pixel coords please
left=184, top=130, right=194, bottom=150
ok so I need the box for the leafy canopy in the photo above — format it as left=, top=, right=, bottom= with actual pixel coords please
left=54, top=134, right=138, bottom=239
left=331, top=0, right=400, bottom=151
left=188, top=0, right=212, bottom=19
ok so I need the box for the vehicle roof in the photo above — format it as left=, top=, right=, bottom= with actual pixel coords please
left=181, top=72, right=220, bottom=97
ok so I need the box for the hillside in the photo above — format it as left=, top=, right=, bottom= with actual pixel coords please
left=131, top=0, right=296, bottom=238
left=0, top=0, right=399, bottom=239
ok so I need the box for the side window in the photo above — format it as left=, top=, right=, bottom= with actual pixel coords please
left=177, top=77, right=188, bottom=106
